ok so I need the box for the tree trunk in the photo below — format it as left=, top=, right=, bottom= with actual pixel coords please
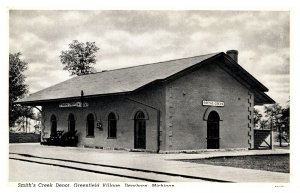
left=29, top=118, right=31, bottom=133
left=22, top=117, right=25, bottom=132
left=25, top=117, right=27, bottom=133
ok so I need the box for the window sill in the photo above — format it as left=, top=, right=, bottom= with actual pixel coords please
left=107, top=137, right=117, bottom=139
left=86, top=135, right=95, bottom=138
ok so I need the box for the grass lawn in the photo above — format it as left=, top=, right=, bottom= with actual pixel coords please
left=179, top=154, right=289, bottom=173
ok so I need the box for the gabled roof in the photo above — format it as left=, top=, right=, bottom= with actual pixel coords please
left=16, top=52, right=275, bottom=105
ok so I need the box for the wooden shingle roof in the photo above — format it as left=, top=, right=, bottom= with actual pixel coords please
left=16, top=52, right=275, bottom=105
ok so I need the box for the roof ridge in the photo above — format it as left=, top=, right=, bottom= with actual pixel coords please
left=21, top=52, right=221, bottom=100
left=79, top=52, right=222, bottom=76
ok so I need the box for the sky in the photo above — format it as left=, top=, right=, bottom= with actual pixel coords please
left=9, top=10, right=290, bottom=106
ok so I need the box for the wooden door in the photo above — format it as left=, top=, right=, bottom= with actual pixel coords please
left=207, top=111, right=220, bottom=149
left=134, top=111, right=146, bottom=149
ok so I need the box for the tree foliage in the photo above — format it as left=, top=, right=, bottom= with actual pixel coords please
left=254, top=108, right=269, bottom=130
left=60, top=40, right=100, bottom=76
left=263, top=102, right=290, bottom=144
left=281, top=101, right=290, bottom=137
left=9, top=53, right=33, bottom=127
left=264, top=103, right=283, bottom=130
left=254, top=101, right=290, bottom=133
left=264, top=103, right=289, bottom=139
left=253, top=108, right=262, bottom=125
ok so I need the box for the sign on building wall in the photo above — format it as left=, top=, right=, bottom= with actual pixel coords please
left=202, top=100, right=225, bottom=107
left=59, top=102, right=89, bottom=108
left=96, top=121, right=102, bottom=130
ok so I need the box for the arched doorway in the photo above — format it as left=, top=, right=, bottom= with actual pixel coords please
left=134, top=111, right=146, bottom=149
left=68, top=113, right=75, bottom=132
left=50, top=115, right=57, bottom=137
left=207, top=111, right=220, bottom=149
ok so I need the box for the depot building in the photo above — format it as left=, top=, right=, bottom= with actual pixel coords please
left=17, top=50, right=274, bottom=152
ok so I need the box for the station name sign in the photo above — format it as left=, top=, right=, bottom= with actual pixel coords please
left=59, top=102, right=89, bottom=108
left=202, top=100, right=224, bottom=107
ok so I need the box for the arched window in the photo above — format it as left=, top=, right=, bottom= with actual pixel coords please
left=135, top=111, right=145, bottom=120
left=108, top=113, right=117, bottom=138
left=134, top=111, right=146, bottom=149
left=68, top=113, right=75, bottom=132
left=86, top=113, right=94, bottom=137
left=50, top=115, right=57, bottom=137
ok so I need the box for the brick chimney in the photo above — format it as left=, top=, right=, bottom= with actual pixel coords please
left=226, top=50, right=239, bottom=63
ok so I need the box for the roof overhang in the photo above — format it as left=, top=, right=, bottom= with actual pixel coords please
left=253, top=90, right=275, bottom=105
left=14, top=91, right=131, bottom=106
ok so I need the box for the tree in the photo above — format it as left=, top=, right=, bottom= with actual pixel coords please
left=260, top=119, right=269, bottom=130
left=281, top=101, right=290, bottom=141
left=254, top=108, right=269, bottom=130
left=253, top=108, right=262, bottom=126
left=9, top=53, right=33, bottom=127
left=264, top=103, right=290, bottom=146
left=60, top=40, right=100, bottom=76
left=264, top=103, right=284, bottom=131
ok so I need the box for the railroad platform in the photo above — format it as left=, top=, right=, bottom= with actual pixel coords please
left=9, top=143, right=289, bottom=182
